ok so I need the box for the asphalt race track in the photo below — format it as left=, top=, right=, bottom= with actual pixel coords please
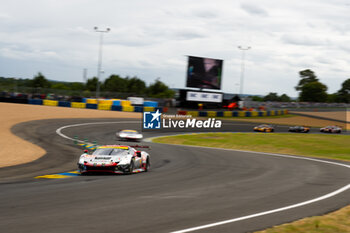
left=0, top=118, right=349, bottom=233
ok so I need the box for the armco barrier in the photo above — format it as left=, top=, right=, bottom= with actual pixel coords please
left=177, top=110, right=288, bottom=117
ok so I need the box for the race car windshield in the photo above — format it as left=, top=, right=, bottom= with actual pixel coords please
left=92, top=148, right=113, bottom=155
left=92, top=148, right=128, bottom=155
left=123, top=131, right=138, bottom=134
left=110, top=149, right=128, bottom=155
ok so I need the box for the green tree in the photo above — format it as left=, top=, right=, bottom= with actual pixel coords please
left=147, top=78, right=175, bottom=98
left=51, top=83, right=69, bottom=90
left=103, top=75, right=128, bottom=92
left=263, top=92, right=279, bottom=101
left=69, top=82, right=85, bottom=91
left=336, top=78, right=350, bottom=103
left=251, top=96, right=263, bottom=101
left=299, top=81, right=328, bottom=102
left=126, top=77, right=146, bottom=94
left=86, top=77, right=100, bottom=92
left=32, top=72, right=50, bottom=88
left=279, top=94, right=291, bottom=102
left=327, top=93, right=338, bottom=103
left=295, top=69, right=318, bottom=91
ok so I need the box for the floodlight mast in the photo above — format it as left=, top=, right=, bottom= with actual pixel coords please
left=237, top=46, right=251, bottom=97
left=94, top=27, right=110, bottom=98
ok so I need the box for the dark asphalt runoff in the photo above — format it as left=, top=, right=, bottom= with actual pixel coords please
left=0, top=118, right=349, bottom=233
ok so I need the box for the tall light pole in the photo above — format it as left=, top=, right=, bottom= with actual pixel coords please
left=94, top=26, right=110, bottom=98
left=238, top=46, right=251, bottom=97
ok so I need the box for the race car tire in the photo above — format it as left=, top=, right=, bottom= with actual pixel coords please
left=144, top=158, right=150, bottom=172
left=127, top=160, right=134, bottom=175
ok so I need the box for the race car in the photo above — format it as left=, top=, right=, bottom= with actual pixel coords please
left=320, top=126, right=342, bottom=133
left=117, top=129, right=143, bottom=141
left=254, top=124, right=274, bottom=132
left=288, top=126, right=310, bottom=133
left=78, top=145, right=150, bottom=174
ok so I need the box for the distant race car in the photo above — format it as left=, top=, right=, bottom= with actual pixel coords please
left=320, top=126, right=342, bottom=133
left=288, top=126, right=310, bottom=133
left=78, top=145, right=150, bottom=174
left=117, top=129, right=143, bottom=141
left=254, top=124, right=274, bottom=132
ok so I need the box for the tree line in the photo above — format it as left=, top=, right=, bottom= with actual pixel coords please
left=0, top=73, right=175, bottom=98
left=252, top=69, right=350, bottom=103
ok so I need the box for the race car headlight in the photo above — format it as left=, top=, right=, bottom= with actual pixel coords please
left=135, top=134, right=143, bottom=139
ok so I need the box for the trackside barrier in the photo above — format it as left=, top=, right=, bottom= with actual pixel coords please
left=26, top=99, right=162, bottom=113
left=86, top=103, right=97, bottom=109
left=98, top=104, right=112, bottom=111
left=207, top=111, right=216, bottom=117
left=251, top=111, right=258, bottom=117
left=121, top=100, right=131, bottom=106
left=177, top=110, right=289, bottom=117
left=134, top=106, right=143, bottom=112
left=98, top=99, right=113, bottom=105
left=122, top=106, right=135, bottom=112
left=43, top=100, right=58, bottom=106
left=58, top=101, right=71, bottom=107
left=71, top=102, right=86, bottom=109
left=143, top=107, right=155, bottom=112
left=111, top=105, right=122, bottom=111
left=28, top=99, right=43, bottom=105
left=185, top=111, right=197, bottom=117
left=144, top=101, right=158, bottom=107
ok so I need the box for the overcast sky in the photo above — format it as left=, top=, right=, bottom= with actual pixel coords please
left=1, top=0, right=349, bottom=96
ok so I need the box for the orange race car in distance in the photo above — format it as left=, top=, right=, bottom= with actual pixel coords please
left=253, top=124, right=275, bottom=132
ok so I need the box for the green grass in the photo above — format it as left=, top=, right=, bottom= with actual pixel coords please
left=255, top=205, right=350, bottom=233
left=153, top=133, right=350, bottom=232
left=153, top=133, right=350, bottom=161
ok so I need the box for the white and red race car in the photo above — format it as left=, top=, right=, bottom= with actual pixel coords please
left=117, top=129, right=143, bottom=141
left=320, top=126, right=342, bottom=133
left=78, top=145, right=150, bottom=174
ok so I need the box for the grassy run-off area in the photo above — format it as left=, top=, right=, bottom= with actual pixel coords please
left=153, top=133, right=350, bottom=233
left=153, top=133, right=350, bottom=161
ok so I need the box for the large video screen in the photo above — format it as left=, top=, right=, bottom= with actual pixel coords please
left=186, top=56, right=223, bottom=90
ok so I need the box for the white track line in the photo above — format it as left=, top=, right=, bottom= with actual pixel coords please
left=56, top=123, right=350, bottom=233
left=172, top=184, right=350, bottom=233
left=55, top=121, right=139, bottom=143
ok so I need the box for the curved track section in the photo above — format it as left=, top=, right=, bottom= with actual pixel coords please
left=0, top=118, right=349, bottom=233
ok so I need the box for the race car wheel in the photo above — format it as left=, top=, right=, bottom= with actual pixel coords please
left=144, top=158, right=150, bottom=172
left=127, top=160, right=134, bottom=175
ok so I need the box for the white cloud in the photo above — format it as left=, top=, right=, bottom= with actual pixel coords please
left=0, top=0, right=350, bottom=96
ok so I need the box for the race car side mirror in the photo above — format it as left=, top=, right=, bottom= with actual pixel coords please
left=84, top=149, right=88, bottom=153
left=136, top=151, right=141, bottom=157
